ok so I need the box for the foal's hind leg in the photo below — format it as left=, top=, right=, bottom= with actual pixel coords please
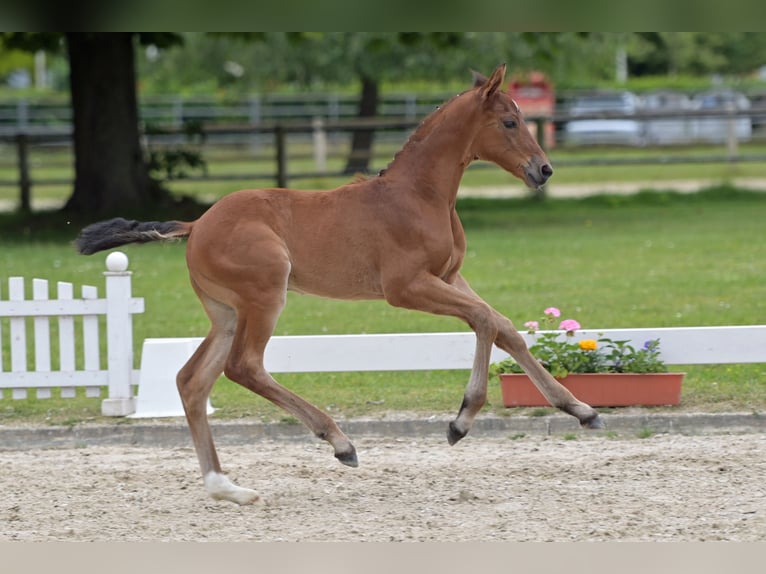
left=176, top=296, right=261, bottom=505
left=224, top=302, right=358, bottom=469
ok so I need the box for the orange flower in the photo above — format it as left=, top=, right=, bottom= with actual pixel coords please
left=579, top=339, right=597, bottom=351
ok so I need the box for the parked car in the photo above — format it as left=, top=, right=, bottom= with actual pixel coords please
left=564, top=91, right=645, bottom=146
left=642, top=91, right=694, bottom=145
left=690, top=90, right=752, bottom=143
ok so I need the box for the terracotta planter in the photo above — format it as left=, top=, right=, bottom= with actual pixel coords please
left=499, top=372, right=685, bottom=407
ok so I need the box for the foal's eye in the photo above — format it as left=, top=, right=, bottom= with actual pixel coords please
left=503, top=119, right=518, bottom=129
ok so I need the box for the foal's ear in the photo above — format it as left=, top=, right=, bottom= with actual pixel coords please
left=472, top=69, right=488, bottom=87
left=476, top=63, right=506, bottom=102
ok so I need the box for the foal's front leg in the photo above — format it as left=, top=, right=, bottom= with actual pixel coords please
left=383, top=272, right=499, bottom=443
left=446, top=328, right=496, bottom=445
left=452, top=274, right=604, bottom=430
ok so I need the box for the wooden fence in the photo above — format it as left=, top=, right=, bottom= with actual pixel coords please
left=2, top=106, right=766, bottom=213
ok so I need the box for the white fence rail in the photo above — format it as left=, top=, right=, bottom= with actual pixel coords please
left=0, top=252, right=144, bottom=415
left=132, top=325, right=766, bottom=418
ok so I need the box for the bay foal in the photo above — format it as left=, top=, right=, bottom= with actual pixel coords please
left=77, top=64, right=604, bottom=505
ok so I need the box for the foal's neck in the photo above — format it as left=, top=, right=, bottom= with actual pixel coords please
left=382, top=91, right=482, bottom=205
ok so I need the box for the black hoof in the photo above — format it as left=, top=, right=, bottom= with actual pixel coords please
left=335, top=446, right=359, bottom=468
left=581, top=413, right=606, bottom=430
left=447, top=421, right=468, bottom=446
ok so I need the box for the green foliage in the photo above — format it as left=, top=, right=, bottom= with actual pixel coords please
left=0, top=46, right=33, bottom=78
left=629, top=32, right=766, bottom=77
left=133, top=32, right=766, bottom=97
left=146, top=121, right=207, bottom=181
left=148, top=148, right=207, bottom=181
left=0, top=33, right=62, bottom=53
left=600, top=74, right=736, bottom=94
left=136, top=32, right=470, bottom=95
left=4, top=33, right=765, bottom=100
left=600, top=339, right=667, bottom=374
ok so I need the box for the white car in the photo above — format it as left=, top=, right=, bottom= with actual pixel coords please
left=690, top=90, right=752, bottom=143
left=642, top=91, right=695, bottom=145
left=564, top=92, right=646, bottom=146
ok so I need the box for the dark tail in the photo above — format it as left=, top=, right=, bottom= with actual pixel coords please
left=75, top=217, right=194, bottom=255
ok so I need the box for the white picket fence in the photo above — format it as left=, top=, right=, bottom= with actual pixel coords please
left=3, top=250, right=766, bottom=418
left=0, top=252, right=144, bottom=415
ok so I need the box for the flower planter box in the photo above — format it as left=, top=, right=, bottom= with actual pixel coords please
left=499, top=372, right=685, bottom=407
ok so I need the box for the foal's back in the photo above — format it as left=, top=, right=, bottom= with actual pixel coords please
left=185, top=181, right=404, bottom=301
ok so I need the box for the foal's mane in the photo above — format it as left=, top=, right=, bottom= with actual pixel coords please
left=378, top=87, right=475, bottom=177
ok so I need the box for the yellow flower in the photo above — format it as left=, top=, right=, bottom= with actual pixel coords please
left=579, top=339, right=598, bottom=351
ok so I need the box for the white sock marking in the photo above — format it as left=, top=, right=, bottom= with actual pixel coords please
left=204, top=472, right=261, bottom=505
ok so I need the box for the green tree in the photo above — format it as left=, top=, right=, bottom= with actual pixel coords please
left=138, top=32, right=597, bottom=173
left=628, top=32, right=766, bottom=77
left=288, top=33, right=465, bottom=174
left=0, top=32, right=182, bottom=217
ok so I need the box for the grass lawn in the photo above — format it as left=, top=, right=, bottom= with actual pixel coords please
left=1, top=186, right=765, bottom=425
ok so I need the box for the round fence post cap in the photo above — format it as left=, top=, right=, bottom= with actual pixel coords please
left=105, top=251, right=129, bottom=272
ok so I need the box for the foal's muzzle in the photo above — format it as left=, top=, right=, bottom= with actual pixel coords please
left=525, top=158, right=554, bottom=188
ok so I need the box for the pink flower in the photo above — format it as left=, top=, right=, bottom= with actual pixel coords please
left=524, top=320, right=539, bottom=332
left=559, top=319, right=581, bottom=333
left=544, top=307, right=561, bottom=317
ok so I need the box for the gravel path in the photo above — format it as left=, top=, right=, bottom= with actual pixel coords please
left=2, top=431, right=764, bottom=541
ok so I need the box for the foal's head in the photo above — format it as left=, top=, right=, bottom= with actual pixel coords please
left=470, top=64, right=553, bottom=189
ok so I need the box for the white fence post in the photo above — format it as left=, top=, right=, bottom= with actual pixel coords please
left=726, top=102, right=739, bottom=160
left=312, top=116, right=327, bottom=173
left=9, top=277, right=27, bottom=400
left=101, top=252, right=137, bottom=416
left=57, top=281, right=76, bottom=399
left=32, top=278, right=52, bottom=399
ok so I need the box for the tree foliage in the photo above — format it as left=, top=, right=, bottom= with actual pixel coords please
left=133, top=32, right=766, bottom=95
left=0, top=33, right=185, bottom=217
left=629, top=32, right=766, bottom=77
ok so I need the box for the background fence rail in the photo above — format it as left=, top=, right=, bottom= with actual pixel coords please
left=2, top=105, right=766, bottom=212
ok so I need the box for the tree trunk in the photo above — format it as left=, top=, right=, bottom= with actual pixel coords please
left=343, top=74, right=379, bottom=175
left=63, top=33, right=166, bottom=216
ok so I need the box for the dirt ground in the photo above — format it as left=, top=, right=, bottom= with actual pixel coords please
left=1, top=431, right=765, bottom=541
